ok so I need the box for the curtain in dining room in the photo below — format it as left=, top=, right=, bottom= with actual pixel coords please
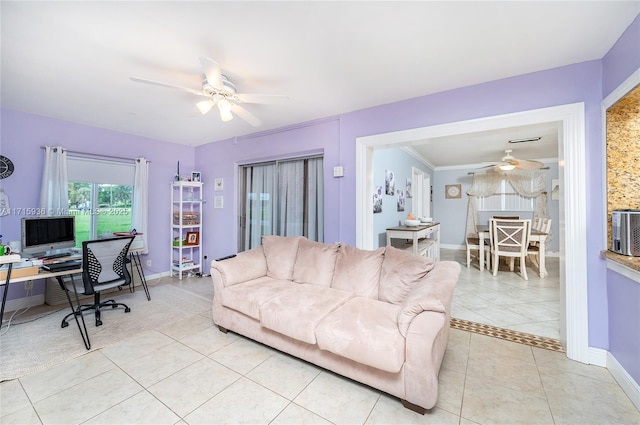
left=465, top=170, right=548, bottom=239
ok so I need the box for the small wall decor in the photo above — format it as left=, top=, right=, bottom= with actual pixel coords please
left=551, top=179, right=559, bottom=200
left=445, top=184, right=462, bottom=199
left=385, top=170, right=395, bottom=195
left=397, top=190, right=405, bottom=212
left=191, top=171, right=201, bottom=182
left=185, top=231, right=200, bottom=246
left=214, top=178, right=224, bottom=191
left=373, top=186, right=382, bottom=213
left=406, top=177, right=412, bottom=198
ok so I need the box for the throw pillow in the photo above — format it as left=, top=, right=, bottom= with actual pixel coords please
left=262, top=235, right=305, bottom=280
left=331, top=244, right=385, bottom=298
left=292, top=239, right=339, bottom=287
left=378, top=246, right=435, bottom=304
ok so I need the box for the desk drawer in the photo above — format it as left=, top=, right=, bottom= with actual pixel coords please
left=0, top=266, right=39, bottom=280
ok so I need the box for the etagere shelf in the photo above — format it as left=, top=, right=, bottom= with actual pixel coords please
left=171, top=181, right=203, bottom=279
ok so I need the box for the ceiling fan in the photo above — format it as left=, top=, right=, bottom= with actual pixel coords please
left=481, top=149, right=545, bottom=171
left=130, top=57, right=288, bottom=126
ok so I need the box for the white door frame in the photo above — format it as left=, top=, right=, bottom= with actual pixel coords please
left=355, top=103, right=589, bottom=363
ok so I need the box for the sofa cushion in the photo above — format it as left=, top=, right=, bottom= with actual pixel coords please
left=262, top=235, right=305, bottom=280
left=259, top=284, right=353, bottom=344
left=379, top=246, right=435, bottom=304
left=316, top=297, right=405, bottom=373
left=292, top=239, right=339, bottom=287
left=211, top=246, right=267, bottom=287
left=221, top=277, right=293, bottom=319
left=331, top=245, right=384, bottom=298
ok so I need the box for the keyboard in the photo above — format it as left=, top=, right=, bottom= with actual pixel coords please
left=41, top=260, right=82, bottom=272
left=41, top=252, right=71, bottom=260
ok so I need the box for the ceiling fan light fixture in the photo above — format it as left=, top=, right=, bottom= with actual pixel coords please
left=218, top=98, right=233, bottom=122
left=499, top=163, right=516, bottom=171
left=196, top=100, right=214, bottom=115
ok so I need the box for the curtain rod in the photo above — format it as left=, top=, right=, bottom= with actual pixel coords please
left=40, top=146, right=149, bottom=163
left=467, top=167, right=550, bottom=175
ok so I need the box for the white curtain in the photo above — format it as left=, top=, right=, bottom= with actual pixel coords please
left=39, top=146, right=69, bottom=215
left=279, top=160, right=305, bottom=236
left=306, top=157, right=324, bottom=242
left=131, top=158, right=149, bottom=253
left=244, top=163, right=276, bottom=249
left=465, top=170, right=548, bottom=238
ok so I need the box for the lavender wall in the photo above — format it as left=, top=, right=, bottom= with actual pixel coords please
left=602, top=14, right=640, bottom=386
left=196, top=60, right=608, bottom=349
left=0, top=109, right=195, bottom=301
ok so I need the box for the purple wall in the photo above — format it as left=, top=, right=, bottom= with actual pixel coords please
left=196, top=60, right=609, bottom=348
left=0, top=109, right=195, bottom=300
left=602, top=14, right=640, bottom=386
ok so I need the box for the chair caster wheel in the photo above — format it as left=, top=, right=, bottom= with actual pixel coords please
left=96, top=320, right=103, bottom=326
left=61, top=321, right=68, bottom=328
left=125, top=307, right=131, bottom=313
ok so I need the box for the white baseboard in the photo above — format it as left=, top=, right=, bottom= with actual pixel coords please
left=608, top=351, right=640, bottom=411
left=588, top=346, right=608, bottom=367
left=3, top=293, right=46, bottom=313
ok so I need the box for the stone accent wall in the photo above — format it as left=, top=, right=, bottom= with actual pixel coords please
left=606, top=84, right=640, bottom=248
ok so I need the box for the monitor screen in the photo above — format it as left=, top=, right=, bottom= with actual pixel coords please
left=21, top=216, right=76, bottom=256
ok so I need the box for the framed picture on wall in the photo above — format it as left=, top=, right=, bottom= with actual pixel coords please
left=445, top=184, right=462, bottom=199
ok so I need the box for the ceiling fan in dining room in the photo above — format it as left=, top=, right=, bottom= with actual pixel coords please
left=480, top=149, right=546, bottom=171
left=129, top=57, right=289, bottom=126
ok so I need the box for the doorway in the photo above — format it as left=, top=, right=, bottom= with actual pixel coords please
left=355, top=103, right=590, bottom=363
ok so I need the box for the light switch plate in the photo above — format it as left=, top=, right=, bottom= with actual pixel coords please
left=333, top=166, right=344, bottom=177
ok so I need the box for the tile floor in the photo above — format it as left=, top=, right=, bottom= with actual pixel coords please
left=443, top=248, right=561, bottom=340
left=2, top=267, right=639, bottom=424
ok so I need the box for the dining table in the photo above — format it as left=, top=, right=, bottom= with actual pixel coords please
left=476, top=224, right=549, bottom=278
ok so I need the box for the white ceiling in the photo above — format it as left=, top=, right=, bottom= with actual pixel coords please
left=1, top=1, right=638, bottom=166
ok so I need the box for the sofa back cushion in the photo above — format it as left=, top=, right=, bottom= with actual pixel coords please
left=292, top=239, right=339, bottom=287
left=331, top=245, right=385, bottom=298
left=262, top=235, right=305, bottom=280
left=379, top=246, right=435, bottom=304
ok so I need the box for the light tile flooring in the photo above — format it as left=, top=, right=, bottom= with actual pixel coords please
left=443, top=248, right=561, bottom=340
left=2, top=272, right=639, bottom=424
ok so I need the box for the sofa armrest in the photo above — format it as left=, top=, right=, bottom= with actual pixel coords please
left=397, top=261, right=460, bottom=337
left=210, top=246, right=267, bottom=287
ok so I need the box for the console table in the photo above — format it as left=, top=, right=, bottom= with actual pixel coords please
left=386, top=223, right=440, bottom=261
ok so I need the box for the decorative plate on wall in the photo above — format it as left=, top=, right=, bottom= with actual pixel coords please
left=445, top=184, right=462, bottom=199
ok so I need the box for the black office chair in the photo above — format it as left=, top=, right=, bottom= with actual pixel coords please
left=61, top=236, right=135, bottom=328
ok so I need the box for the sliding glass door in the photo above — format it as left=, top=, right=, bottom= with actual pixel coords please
left=238, top=156, right=323, bottom=251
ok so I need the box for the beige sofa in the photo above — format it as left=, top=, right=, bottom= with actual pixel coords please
left=210, top=235, right=460, bottom=413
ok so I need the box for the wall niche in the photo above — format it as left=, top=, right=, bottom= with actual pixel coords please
left=606, top=83, right=640, bottom=248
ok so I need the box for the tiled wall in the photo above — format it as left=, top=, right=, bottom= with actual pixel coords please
left=606, top=84, right=640, bottom=247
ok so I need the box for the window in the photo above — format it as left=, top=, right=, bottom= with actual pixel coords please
left=477, top=179, right=534, bottom=211
left=67, top=157, right=135, bottom=247
left=238, top=156, right=323, bottom=251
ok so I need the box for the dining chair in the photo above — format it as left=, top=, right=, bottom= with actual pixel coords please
left=489, top=218, right=531, bottom=280
left=527, top=218, right=552, bottom=268
left=60, top=236, right=135, bottom=328
left=466, top=235, right=490, bottom=269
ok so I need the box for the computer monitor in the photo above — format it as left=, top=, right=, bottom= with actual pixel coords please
left=21, top=216, right=76, bottom=256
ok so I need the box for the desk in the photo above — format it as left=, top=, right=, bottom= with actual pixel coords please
left=476, top=225, right=549, bottom=278
left=114, top=232, right=150, bottom=301
left=386, top=223, right=440, bottom=261
left=1, top=261, right=91, bottom=349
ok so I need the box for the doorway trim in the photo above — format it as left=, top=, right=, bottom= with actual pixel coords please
left=355, top=103, right=589, bottom=363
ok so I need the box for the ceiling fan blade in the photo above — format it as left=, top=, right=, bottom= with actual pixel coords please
left=236, top=93, right=289, bottom=105
left=231, top=103, right=262, bottom=127
left=129, top=76, right=207, bottom=97
left=478, top=163, right=500, bottom=169
left=199, top=57, right=223, bottom=89
left=514, top=159, right=544, bottom=170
